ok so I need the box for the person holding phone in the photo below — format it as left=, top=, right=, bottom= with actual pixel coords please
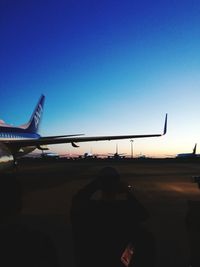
left=70, top=167, right=155, bottom=267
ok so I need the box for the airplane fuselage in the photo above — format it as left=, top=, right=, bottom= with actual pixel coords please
left=0, top=126, right=40, bottom=139
left=0, top=126, right=40, bottom=158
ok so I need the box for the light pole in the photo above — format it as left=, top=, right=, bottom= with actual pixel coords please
left=130, top=140, right=134, bottom=159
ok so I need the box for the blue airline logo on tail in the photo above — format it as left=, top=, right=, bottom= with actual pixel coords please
left=26, top=94, right=45, bottom=133
left=34, top=103, right=43, bottom=128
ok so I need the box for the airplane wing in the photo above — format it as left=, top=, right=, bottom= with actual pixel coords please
left=39, top=134, right=84, bottom=139
left=4, top=114, right=167, bottom=148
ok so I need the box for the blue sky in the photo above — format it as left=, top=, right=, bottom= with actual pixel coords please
left=1, top=0, right=200, bottom=157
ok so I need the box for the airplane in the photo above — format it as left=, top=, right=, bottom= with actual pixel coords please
left=176, top=143, right=198, bottom=158
left=108, top=144, right=126, bottom=159
left=78, top=152, right=98, bottom=159
left=0, top=95, right=167, bottom=170
left=40, top=152, right=60, bottom=159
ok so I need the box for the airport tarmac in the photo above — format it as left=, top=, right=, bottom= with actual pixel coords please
left=14, top=158, right=200, bottom=267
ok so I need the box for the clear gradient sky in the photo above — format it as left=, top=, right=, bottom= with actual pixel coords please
left=1, top=0, right=200, bottom=157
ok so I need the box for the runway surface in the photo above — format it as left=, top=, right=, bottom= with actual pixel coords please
left=14, top=158, right=200, bottom=267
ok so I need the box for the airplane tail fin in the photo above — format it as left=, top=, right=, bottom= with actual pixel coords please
left=116, top=143, right=118, bottom=154
left=25, top=95, right=45, bottom=133
left=193, top=143, right=197, bottom=155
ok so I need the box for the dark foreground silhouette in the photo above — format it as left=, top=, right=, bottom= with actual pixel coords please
left=71, top=167, right=155, bottom=267
left=0, top=173, right=59, bottom=267
left=186, top=200, right=200, bottom=267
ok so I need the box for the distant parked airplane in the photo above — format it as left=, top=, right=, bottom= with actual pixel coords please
left=108, top=144, right=126, bottom=159
left=78, top=152, right=98, bottom=159
left=41, top=152, right=60, bottom=159
left=176, top=144, right=197, bottom=158
left=0, top=95, right=167, bottom=170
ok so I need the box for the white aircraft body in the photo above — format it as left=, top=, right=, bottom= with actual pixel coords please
left=0, top=95, right=167, bottom=170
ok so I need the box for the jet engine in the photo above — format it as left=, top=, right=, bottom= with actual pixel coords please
left=0, top=143, right=14, bottom=171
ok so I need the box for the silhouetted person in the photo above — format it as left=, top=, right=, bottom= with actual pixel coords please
left=0, top=173, right=59, bottom=267
left=71, top=167, right=155, bottom=267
